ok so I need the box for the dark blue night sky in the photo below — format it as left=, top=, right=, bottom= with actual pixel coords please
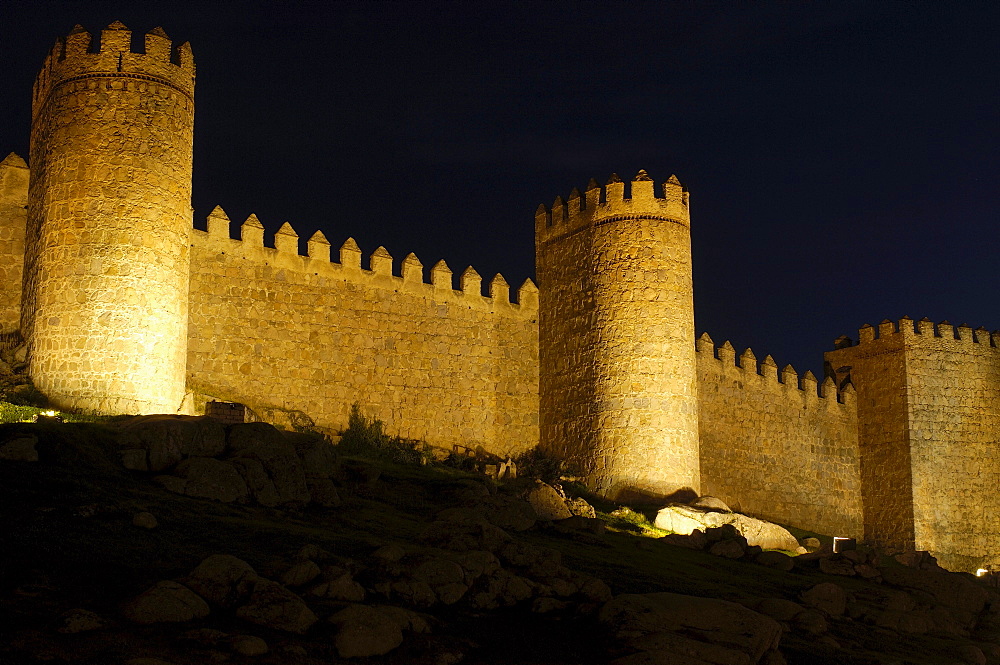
left=3, top=1, right=998, bottom=377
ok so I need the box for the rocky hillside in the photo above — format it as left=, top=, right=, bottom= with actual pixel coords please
left=2, top=413, right=999, bottom=665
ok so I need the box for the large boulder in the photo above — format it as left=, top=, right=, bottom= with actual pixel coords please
left=226, top=423, right=310, bottom=505
left=729, top=514, right=800, bottom=551
left=307, top=477, right=342, bottom=508
left=285, top=431, right=340, bottom=478
left=230, top=457, right=281, bottom=507
left=801, top=582, right=847, bottom=616
left=689, top=495, right=732, bottom=512
left=235, top=579, right=318, bottom=634
left=172, top=457, right=249, bottom=503
left=654, top=504, right=716, bottom=534
left=310, top=569, right=366, bottom=602
left=181, top=555, right=259, bottom=608
left=421, top=512, right=513, bottom=552
left=754, top=598, right=806, bottom=622
left=600, top=592, right=782, bottom=664
left=756, top=551, right=794, bottom=572
left=229, top=635, right=269, bottom=656
left=709, top=539, right=745, bottom=559
left=119, top=415, right=227, bottom=472
left=477, top=494, right=538, bottom=532
left=408, top=556, right=469, bottom=605
left=57, top=608, right=108, bottom=634
left=122, top=581, right=210, bottom=624
left=566, top=496, right=597, bottom=518
left=328, top=605, right=404, bottom=658
left=0, top=434, right=39, bottom=462
left=524, top=481, right=572, bottom=521
left=452, top=550, right=501, bottom=582
left=880, top=566, right=988, bottom=622
left=470, top=569, right=534, bottom=609
left=818, top=555, right=856, bottom=576
left=654, top=505, right=799, bottom=551
left=281, top=560, right=321, bottom=587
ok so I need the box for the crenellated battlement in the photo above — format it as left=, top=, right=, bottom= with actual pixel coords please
left=535, top=170, right=690, bottom=243
left=697, top=330, right=861, bottom=538
left=17, top=20, right=998, bottom=566
left=832, top=316, right=1000, bottom=352
left=697, top=332, right=853, bottom=405
left=194, top=207, right=537, bottom=315
left=537, top=167, right=698, bottom=497
left=32, top=22, right=195, bottom=118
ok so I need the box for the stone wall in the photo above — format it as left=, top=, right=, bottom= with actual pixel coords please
left=0, top=153, right=28, bottom=335
left=24, top=24, right=194, bottom=414
left=828, top=318, right=1000, bottom=571
left=535, top=198, right=595, bottom=479
left=536, top=173, right=700, bottom=501
left=185, top=210, right=539, bottom=455
left=698, top=334, right=863, bottom=538
left=825, top=322, right=914, bottom=551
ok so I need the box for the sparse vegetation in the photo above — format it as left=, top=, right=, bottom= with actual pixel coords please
left=336, top=403, right=433, bottom=465
left=510, top=446, right=582, bottom=484
left=601, top=505, right=669, bottom=536
left=0, top=401, right=46, bottom=424
left=0, top=400, right=135, bottom=425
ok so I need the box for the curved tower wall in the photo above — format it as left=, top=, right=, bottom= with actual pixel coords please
left=536, top=172, right=699, bottom=499
left=25, top=23, right=195, bottom=413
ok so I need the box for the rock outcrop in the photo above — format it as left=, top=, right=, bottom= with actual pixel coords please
left=118, top=417, right=341, bottom=509
left=600, top=592, right=783, bottom=664
left=655, top=502, right=800, bottom=551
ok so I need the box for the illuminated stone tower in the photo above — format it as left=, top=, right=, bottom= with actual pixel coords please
left=536, top=171, right=698, bottom=500
left=24, top=23, right=195, bottom=413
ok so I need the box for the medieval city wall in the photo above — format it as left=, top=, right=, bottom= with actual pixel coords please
left=0, top=154, right=28, bottom=335
left=903, top=321, right=1000, bottom=572
left=833, top=319, right=1000, bottom=571
left=24, top=24, right=195, bottom=414
left=535, top=193, right=598, bottom=485
left=185, top=208, right=539, bottom=456
left=536, top=174, right=700, bottom=501
left=697, top=334, right=863, bottom=538
left=825, top=321, right=914, bottom=551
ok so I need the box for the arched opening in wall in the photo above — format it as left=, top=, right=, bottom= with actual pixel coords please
left=205, top=400, right=247, bottom=424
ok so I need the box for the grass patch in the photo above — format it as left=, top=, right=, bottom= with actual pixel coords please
left=0, top=401, right=46, bottom=423
left=0, top=400, right=138, bottom=425
left=600, top=505, right=669, bottom=537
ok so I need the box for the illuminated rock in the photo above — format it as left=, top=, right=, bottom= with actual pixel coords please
left=654, top=504, right=800, bottom=552
left=24, top=24, right=195, bottom=414
left=524, top=480, right=572, bottom=521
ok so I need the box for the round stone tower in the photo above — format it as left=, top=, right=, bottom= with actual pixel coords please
left=24, top=23, right=195, bottom=413
left=535, top=171, right=699, bottom=500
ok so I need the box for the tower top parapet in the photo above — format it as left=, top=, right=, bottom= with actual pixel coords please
left=33, top=22, right=195, bottom=116
left=535, top=170, right=690, bottom=241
